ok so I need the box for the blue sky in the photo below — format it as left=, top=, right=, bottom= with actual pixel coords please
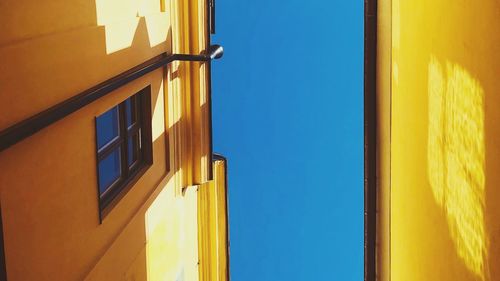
left=211, top=1, right=363, bottom=280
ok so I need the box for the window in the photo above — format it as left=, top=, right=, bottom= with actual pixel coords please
left=95, top=87, right=152, bottom=216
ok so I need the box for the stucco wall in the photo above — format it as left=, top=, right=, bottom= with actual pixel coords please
left=0, top=69, right=176, bottom=280
left=391, top=0, right=500, bottom=280
left=0, top=0, right=204, bottom=279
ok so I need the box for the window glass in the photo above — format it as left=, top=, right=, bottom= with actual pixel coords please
left=127, top=134, right=138, bottom=167
left=125, top=97, right=136, bottom=128
left=98, top=148, right=121, bottom=194
left=95, top=87, right=152, bottom=215
left=96, top=106, right=120, bottom=149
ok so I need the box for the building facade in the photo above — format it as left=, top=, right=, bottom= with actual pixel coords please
left=0, top=0, right=229, bottom=280
left=365, top=0, right=500, bottom=280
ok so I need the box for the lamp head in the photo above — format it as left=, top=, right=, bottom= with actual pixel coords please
left=208, top=44, right=224, bottom=60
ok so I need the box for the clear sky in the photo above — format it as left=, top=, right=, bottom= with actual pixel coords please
left=211, top=1, right=363, bottom=280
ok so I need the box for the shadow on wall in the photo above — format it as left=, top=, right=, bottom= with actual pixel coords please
left=95, top=0, right=170, bottom=54
left=88, top=0, right=212, bottom=278
left=101, top=100, right=213, bottom=280
left=86, top=116, right=192, bottom=280
left=0, top=0, right=211, bottom=279
left=427, top=55, right=489, bottom=281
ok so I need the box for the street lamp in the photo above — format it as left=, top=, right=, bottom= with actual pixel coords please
left=0, top=44, right=225, bottom=152
left=208, top=44, right=224, bottom=60
left=171, top=44, right=224, bottom=62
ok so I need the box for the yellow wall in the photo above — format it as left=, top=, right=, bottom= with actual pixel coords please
left=168, top=0, right=212, bottom=187
left=0, top=1, right=170, bottom=130
left=376, top=0, right=391, bottom=280
left=198, top=159, right=229, bottom=281
left=0, top=0, right=216, bottom=279
left=390, top=0, right=500, bottom=280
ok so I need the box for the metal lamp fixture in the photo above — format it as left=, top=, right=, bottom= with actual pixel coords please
left=208, top=44, right=224, bottom=60
left=172, top=44, right=224, bottom=62
left=0, top=44, right=225, bottom=151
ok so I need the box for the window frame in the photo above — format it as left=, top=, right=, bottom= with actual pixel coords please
left=94, top=86, right=153, bottom=220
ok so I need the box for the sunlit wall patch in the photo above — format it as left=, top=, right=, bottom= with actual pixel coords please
left=427, top=55, right=488, bottom=280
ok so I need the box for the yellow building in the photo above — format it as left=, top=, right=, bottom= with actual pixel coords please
left=365, top=0, right=500, bottom=280
left=0, top=0, right=229, bottom=280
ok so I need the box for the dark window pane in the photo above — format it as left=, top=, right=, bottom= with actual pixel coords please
left=96, top=106, right=120, bottom=149
left=98, top=148, right=121, bottom=194
left=95, top=88, right=151, bottom=212
left=127, top=134, right=139, bottom=167
left=125, top=97, right=136, bottom=128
